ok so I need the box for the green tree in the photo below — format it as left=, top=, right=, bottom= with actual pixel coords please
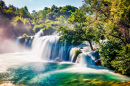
left=23, top=6, right=28, bottom=13
left=58, top=15, right=66, bottom=26
left=47, top=12, right=56, bottom=20
left=19, top=8, right=27, bottom=17
left=67, top=9, right=104, bottom=50
left=0, top=0, right=5, bottom=13
left=68, top=9, right=87, bottom=24
left=81, top=0, right=130, bottom=75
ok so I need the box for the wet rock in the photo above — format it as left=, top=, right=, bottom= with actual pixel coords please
left=55, top=57, right=62, bottom=62
left=95, top=59, right=101, bottom=66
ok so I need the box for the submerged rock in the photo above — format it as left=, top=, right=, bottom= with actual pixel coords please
left=55, top=57, right=62, bottom=62
left=95, top=59, right=101, bottom=66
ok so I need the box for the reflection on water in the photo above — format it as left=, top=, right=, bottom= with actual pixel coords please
left=0, top=62, right=130, bottom=86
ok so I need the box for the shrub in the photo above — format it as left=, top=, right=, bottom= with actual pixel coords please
left=99, top=39, right=130, bottom=75
left=33, top=24, right=46, bottom=33
left=111, top=44, right=130, bottom=75
left=99, top=39, right=122, bottom=69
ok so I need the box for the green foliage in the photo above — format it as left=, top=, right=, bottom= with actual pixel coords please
left=0, top=0, right=5, bottom=12
left=111, top=44, right=130, bottom=75
left=81, top=0, right=130, bottom=75
left=99, top=39, right=130, bottom=75
left=74, top=49, right=82, bottom=58
left=47, top=12, right=56, bottom=20
left=23, top=33, right=28, bottom=37
left=57, top=15, right=66, bottom=26
left=99, top=39, right=122, bottom=69
left=68, top=9, right=87, bottom=24
left=33, top=24, right=46, bottom=33
left=58, top=11, right=104, bottom=50
left=57, top=24, right=86, bottom=45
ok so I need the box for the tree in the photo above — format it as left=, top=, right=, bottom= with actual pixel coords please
left=57, top=22, right=103, bottom=51
left=81, top=0, right=130, bottom=75
left=47, top=12, right=56, bottom=20
left=81, top=0, right=130, bottom=44
left=23, top=6, right=28, bottom=13
left=58, top=15, right=65, bottom=26
left=7, top=7, right=14, bottom=14
left=68, top=9, right=87, bottom=24
left=50, top=5, right=58, bottom=12
left=32, top=10, right=36, bottom=14
left=66, top=9, right=104, bottom=50
left=0, top=0, right=5, bottom=13
left=19, top=8, right=27, bottom=17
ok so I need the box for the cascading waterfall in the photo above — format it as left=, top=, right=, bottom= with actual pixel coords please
left=32, top=34, right=72, bottom=61
left=16, top=36, right=33, bottom=47
left=31, top=30, right=98, bottom=66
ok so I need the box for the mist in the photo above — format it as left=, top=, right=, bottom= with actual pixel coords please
left=0, top=37, right=28, bottom=54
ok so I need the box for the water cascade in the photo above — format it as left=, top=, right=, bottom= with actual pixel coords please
left=31, top=30, right=98, bottom=66
left=32, top=35, right=72, bottom=61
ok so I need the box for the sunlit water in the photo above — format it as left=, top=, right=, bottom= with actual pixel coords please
left=0, top=52, right=130, bottom=86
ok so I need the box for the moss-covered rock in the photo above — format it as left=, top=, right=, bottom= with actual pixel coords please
left=72, top=49, right=82, bottom=62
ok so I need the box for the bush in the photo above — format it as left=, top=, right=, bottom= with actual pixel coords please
left=33, top=24, right=46, bottom=33
left=111, top=44, right=130, bottom=75
left=99, top=40, right=122, bottom=69
left=99, top=39, right=130, bottom=75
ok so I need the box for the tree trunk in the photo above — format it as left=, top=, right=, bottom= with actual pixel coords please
left=88, top=40, right=94, bottom=51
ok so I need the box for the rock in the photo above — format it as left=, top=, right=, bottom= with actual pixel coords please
left=95, top=59, right=101, bottom=66
left=83, top=79, right=91, bottom=82
left=55, top=57, right=62, bottom=62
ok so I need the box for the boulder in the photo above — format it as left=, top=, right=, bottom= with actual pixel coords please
left=95, top=59, right=101, bottom=66
left=55, top=57, right=62, bottom=62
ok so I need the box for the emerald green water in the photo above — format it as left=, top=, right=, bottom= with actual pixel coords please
left=0, top=62, right=130, bottom=86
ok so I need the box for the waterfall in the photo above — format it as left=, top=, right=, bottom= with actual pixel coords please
left=31, top=30, right=99, bottom=66
left=32, top=31, right=72, bottom=61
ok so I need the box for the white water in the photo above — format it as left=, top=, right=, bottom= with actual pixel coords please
left=32, top=35, right=72, bottom=61
left=31, top=30, right=99, bottom=66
